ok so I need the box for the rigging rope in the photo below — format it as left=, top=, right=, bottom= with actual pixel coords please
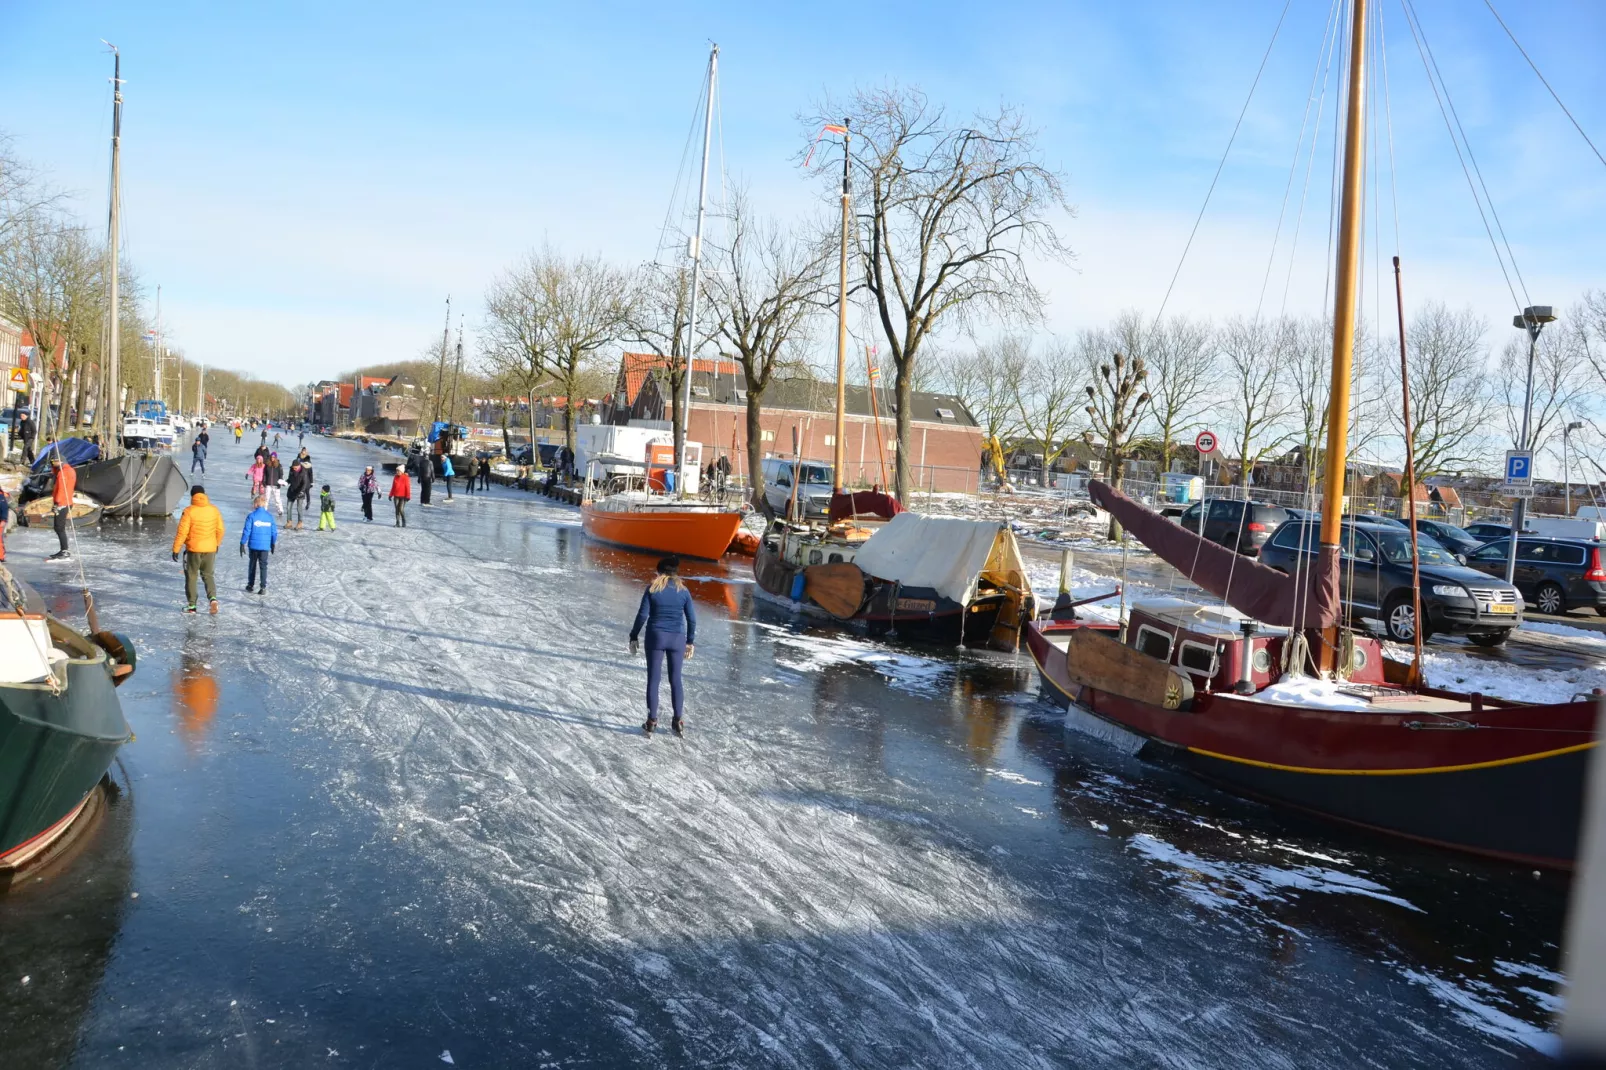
left=1481, top=0, right=1606, bottom=172
left=1152, top=0, right=1295, bottom=324
left=1398, top=0, right=1527, bottom=313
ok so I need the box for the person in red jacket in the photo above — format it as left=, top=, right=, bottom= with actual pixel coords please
left=48, top=454, right=76, bottom=561
left=388, top=468, right=411, bottom=528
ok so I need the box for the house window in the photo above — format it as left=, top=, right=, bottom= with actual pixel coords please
left=823, top=435, right=835, bottom=447
left=691, top=385, right=711, bottom=398
left=734, top=389, right=748, bottom=402
left=935, top=407, right=956, bottom=421
left=760, top=430, right=775, bottom=442
left=886, top=439, right=897, bottom=452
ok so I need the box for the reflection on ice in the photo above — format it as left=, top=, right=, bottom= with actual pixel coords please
left=750, top=620, right=951, bottom=694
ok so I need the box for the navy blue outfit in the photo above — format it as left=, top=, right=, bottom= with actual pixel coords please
left=240, top=505, right=278, bottom=592
left=630, top=583, right=697, bottom=723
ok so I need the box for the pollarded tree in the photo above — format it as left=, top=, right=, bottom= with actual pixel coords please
left=817, top=87, right=1072, bottom=499
left=1112, top=311, right=1215, bottom=476
left=1079, top=333, right=1149, bottom=538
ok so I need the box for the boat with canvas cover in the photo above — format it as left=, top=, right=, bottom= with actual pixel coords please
left=755, top=511, right=1036, bottom=649
left=75, top=451, right=188, bottom=518
left=1023, top=0, right=1597, bottom=869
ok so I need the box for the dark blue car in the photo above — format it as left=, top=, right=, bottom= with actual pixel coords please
left=1464, top=536, right=1606, bottom=616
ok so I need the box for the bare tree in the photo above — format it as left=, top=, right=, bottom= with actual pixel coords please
left=703, top=193, right=829, bottom=509
left=1011, top=337, right=1084, bottom=487
left=1386, top=303, right=1495, bottom=478
left=1079, top=332, right=1150, bottom=537
left=623, top=262, right=723, bottom=458
left=481, top=246, right=634, bottom=455
left=933, top=338, right=1024, bottom=485
left=1498, top=309, right=1595, bottom=464
left=1218, top=317, right=1295, bottom=489
left=819, top=87, right=1072, bottom=499
left=1122, top=312, right=1215, bottom=475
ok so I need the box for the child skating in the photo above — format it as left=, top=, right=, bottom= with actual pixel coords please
left=317, top=484, right=336, bottom=531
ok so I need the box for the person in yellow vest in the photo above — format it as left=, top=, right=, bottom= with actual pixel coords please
left=172, top=485, right=226, bottom=614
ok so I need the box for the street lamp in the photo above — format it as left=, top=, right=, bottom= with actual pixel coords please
left=1565, top=420, right=1586, bottom=515
left=1506, top=305, right=1557, bottom=585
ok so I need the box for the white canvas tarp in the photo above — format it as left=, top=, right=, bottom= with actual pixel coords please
left=851, top=513, right=1033, bottom=606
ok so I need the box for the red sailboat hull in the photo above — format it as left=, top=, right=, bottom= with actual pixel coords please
left=1026, top=619, right=1598, bottom=870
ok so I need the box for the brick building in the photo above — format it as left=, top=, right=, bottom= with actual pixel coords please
left=621, top=364, right=984, bottom=492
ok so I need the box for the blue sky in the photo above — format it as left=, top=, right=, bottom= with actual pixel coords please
left=3, top=0, right=1602, bottom=388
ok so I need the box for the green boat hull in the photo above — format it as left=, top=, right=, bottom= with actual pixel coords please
left=0, top=651, right=132, bottom=865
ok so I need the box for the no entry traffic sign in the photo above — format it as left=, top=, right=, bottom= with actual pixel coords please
left=1195, top=430, right=1218, bottom=455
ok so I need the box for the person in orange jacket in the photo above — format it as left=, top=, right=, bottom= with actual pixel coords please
left=172, top=485, right=226, bottom=614
left=388, top=468, right=411, bottom=528
left=47, top=453, right=76, bottom=561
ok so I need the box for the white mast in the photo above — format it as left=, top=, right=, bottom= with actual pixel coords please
left=675, top=43, right=717, bottom=498
left=153, top=284, right=162, bottom=402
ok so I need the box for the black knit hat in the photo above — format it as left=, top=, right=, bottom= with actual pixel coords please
left=656, top=555, right=680, bottom=575
left=191, top=485, right=205, bottom=496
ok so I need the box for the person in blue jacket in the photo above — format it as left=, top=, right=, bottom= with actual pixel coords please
left=628, top=555, right=697, bottom=736
left=239, top=494, right=278, bottom=595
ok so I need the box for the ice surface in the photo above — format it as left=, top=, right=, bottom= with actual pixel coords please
left=4, top=435, right=1567, bottom=1069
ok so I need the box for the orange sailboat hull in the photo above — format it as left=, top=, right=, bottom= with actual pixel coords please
left=581, top=503, right=744, bottom=561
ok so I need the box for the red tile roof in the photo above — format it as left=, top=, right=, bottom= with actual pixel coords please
left=619, top=352, right=740, bottom=406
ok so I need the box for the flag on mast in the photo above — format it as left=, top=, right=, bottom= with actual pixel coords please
left=803, top=123, right=850, bottom=168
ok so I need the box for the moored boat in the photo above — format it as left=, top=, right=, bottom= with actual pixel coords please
left=1025, top=598, right=1596, bottom=870
left=0, top=566, right=135, bottom=872
left=754, top=511, right=1036, bottom=649
left=75, top=452, right=188, bottom=518
left=581, top=491, right=746, bottom=561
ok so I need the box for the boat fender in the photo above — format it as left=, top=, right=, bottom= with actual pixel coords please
left=790, top=573, right=806, bottom=602
left=90, top=631, right=137, bottom=684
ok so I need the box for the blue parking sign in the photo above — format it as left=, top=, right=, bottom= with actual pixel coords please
left=1504, top=450, right=1533, bottom=485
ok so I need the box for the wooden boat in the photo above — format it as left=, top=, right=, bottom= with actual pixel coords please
left=581, top=492, right=745, bottom=561
left=1026, top=599, right=1596, bottom=870
left=20, top=494, right=103, bottom=529
left=0, top=566, right=136, bottom=872
left=1025, top=0, right=1600, bottom=871
left=754, top=512, right=1036, bottom=649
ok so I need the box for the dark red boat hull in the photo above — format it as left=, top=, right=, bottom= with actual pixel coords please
left=1026, top=620, right=1598, bottom=869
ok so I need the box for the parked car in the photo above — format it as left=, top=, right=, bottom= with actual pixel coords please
left=1173, top=498, right=1291, bottom=556
left=761, top=458, right=835, bottom=519
left=1409, top=518, right=1483, bottom=559
left=1342, top=512, right=1407, bottom=528
left=1259, top=519, right=1523, bottom=644
left=1463, top=521, right=1525, bottom=542
left=1462, top=536, right=1606, bottom=616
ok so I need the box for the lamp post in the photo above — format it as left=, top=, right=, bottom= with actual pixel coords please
left=1505, top=305, right=1557, bottom=584
left=1565, top=420, right=1585, bottom=515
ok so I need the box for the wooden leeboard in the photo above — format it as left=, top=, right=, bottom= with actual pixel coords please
left=1064, top=628, right=1195, bottom=711
left=804, top=563, right=868, bottom=619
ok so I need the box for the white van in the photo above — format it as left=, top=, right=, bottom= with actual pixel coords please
left=762, top=458, right=834, bottom=519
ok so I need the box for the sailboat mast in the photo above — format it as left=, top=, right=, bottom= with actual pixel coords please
left=832, top=121, right=851, bottom=494
left=1317, top=0, right=1369, bottom=671
left=676, top=43, right=717, bottom=499
left=106, top=46, right=123, bottom=453
left=433, top=295, right=451, bottom=424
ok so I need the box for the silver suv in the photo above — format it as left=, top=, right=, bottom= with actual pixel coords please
left=762, top=458, right=834, bottom=519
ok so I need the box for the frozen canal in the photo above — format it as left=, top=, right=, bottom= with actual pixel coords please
left=0, top=436, right=1571, bottom=1068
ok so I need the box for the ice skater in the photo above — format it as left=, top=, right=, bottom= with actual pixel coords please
left=240, top=494, right=277, bottom=594
left=190, top=434, right=207, bottom=474
left=441, top=453, right=455, bottom=500
left=262, top=452, right=284, bottom=515
left=47, top=453, right=76, bottom=561
left=389, top=466, right=411, bottom=527
left=172, top=485, right=225, bottom=614
left=247, top=456, right=266, bottom=499
left=317, top=484, right=336, bottom=531
left=628, top=556, right=697, bottom=736
left=285, top=460, right=312, bottom=530
left=358, top=466, right=378, bottom=521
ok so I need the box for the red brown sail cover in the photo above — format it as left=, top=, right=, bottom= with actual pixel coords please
left=828, top=489, right=904, bottom=524
left=1089, top=480, right=1339, bottom=628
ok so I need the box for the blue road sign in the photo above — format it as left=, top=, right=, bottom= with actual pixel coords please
left=1504, top=450, right=1533, bottom=487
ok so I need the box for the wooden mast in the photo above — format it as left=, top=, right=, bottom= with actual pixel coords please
left=832, top=120, right=851, bottom=493
left=1317, top=0, right=1369, bottom=674
left=105, top=46, right=124, bottom=455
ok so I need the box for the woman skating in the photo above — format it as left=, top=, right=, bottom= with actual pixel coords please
left=389, top=467, right=412, bottom=527
left=628, top=556, right=697, bottom=736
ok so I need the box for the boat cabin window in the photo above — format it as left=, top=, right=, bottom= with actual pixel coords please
left=1134, top=625, right=1173, bottom=662
left=1177, top=640, right=1219, bottom=678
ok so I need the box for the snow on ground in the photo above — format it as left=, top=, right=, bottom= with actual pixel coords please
left=916, top=489, right=1150, bottom=556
